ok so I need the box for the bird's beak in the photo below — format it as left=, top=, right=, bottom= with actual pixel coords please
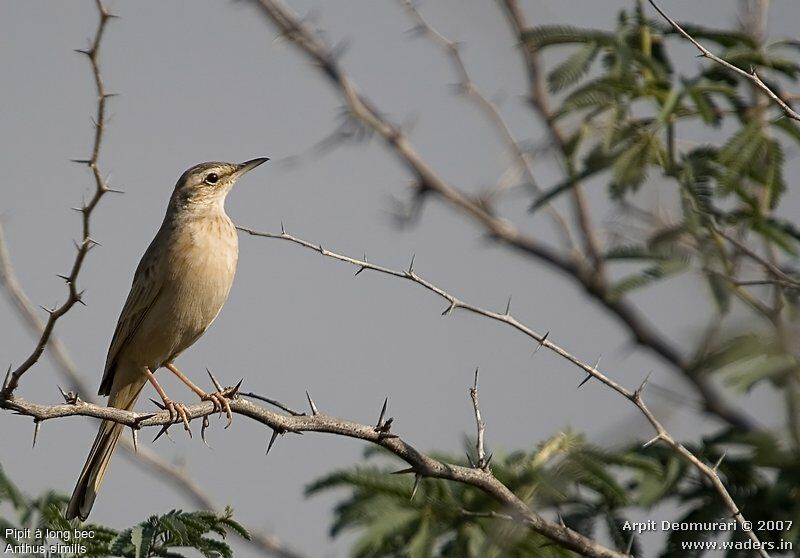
left=234, top=157, right=269, bottom=178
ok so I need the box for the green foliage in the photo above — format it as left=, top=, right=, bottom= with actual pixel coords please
left=523, top=0, right=800, bottom=399
left=311, top=5, right=800, bottom=555
left=307, top=433, right=652, bottom=557
left=523, top=0, right=800, bottom=228
left=0, top=464, right=248, bottom=558
left=309, top=432, right=800, bottom=558
left=657, top=430, right=800, bottom=557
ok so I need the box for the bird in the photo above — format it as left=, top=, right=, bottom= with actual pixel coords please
left=66, top=157, right=268, bottom=521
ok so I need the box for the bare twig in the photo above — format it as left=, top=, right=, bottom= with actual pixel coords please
left=2, top=393, right=626, bottom=558
left=1, top=0, right=114, bottom=398
left=469, top=369, right=489, bottom=469
left=399, top=0, right=578, bottom=252
left=248, top=0, right=577, bottom=272
left=499, top=0, right=605, bottom=272
left=238, top=225, right=768, bottom=555
left=648, top=0, right=800, bottom=122
left=248, top=0, right=753, bottom=430
left=715, top=226, right=799, bottom=289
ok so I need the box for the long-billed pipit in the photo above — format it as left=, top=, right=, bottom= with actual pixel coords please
left=66, top=158, right=268, bottom=521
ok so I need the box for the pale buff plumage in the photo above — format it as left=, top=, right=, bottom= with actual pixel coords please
left=66, top=158, right=268, bottom=521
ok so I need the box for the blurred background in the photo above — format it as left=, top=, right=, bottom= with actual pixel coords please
left=1, top=1, right=799, bottom=556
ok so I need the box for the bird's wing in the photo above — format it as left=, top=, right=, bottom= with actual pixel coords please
left=98, top=236, right=166, bottom=396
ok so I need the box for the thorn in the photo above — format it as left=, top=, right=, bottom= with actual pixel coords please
left=131, top=427, right=138, bottom=452
left=484, top=453, right=493, bottom=468
left=473, top=368, right=479, bottom=390
left=318, top=243, right=325, bottom=254
left=374, top=397, right=390, bottom=432
left=642, top=435, right=662, bottom=448
left=557, top=513, right=566, bottom=528
left=306, top=391, right=319, bottom=415
left=626, top=533, right=636, bottom=554
left=201, top=415, right=211, bottom=448
left=39, top=305, right=55, bottom=316
left=377, top=397, right=388, bottom=425
left=635, top=370, right=652, bottom=399
left=102, top=92, right=119, bottom=99
left=504, top=295, right=512, bottom=316
left=132, top=412, right=157, bottom=426
left=577, top=373, right=593, bottom=388
left=229, top=378, right=243, bottom=397
left=32, top=420, right=41, bottom=448
left=57, top=385, right=79, bottom=404
left=407, top=254, right=416, bottom=274
left=57, top=273, right=72, bottom=283
left=391, top=467, right=416, bottom=475
left=105, top=187, right=125, bottom=194
left=149, top=398, right=167, bottom=410
left=3, top=364, right=12, bottom=391
left=378, top=417, right=395, bottom=434
left=533, top=331, right=550, bottom=355
left=465, top=452, right=475, bottom=468
left=75, top=289, right=87, bottom=306
left=713, top=451, right=727, bottom=472
left=70, top=159, right=92, bottom=165
left=206, top=368, right=223, bottom=392
left=280, top=221, right=286, bottom=234
left=441, top=301, right=457, bottom=316
left=410, top=474, right=421, bottom=500
left=266, top=428, right=281, bottom=455
left=152, top=424, right=173, bottom=443
left=354, top=265, right=366, bottom=276
left=74, top=47, right=92, bottom=57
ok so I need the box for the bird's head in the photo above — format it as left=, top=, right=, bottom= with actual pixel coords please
left=171, top=158, right=269, bottom=210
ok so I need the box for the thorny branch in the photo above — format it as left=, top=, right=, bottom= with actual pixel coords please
left=238, top=225, right=770, bottom=557
left=0, top=3, right=302, bottom=556
left=1, top=0, right=115, bottom=399
left=648, top=0, right=800, bottom=122
left=3, top=390, right=626, bottom=558
left=249, top=0, right=754, bottom=431
left=0, top=227, right=305, bottom=558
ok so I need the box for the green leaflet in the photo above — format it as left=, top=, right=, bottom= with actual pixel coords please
left=547, top=43, right=600, bottom=93
left=608, top=259, right=688, bottom=298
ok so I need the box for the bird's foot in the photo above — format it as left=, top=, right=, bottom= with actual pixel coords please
left=163, top=398, right=192, bottom=434
left=201, top=387, right=236, bottom=429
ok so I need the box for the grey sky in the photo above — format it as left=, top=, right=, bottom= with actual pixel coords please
left=2, top=1, right=799, bottom=557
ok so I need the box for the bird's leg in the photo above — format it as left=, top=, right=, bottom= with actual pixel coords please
left=165, top=363, right=233, bottom=426
left=143, top=367, right=191, bottom=432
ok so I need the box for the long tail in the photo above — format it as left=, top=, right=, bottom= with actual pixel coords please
left=66, top=373, right=145, bottom=520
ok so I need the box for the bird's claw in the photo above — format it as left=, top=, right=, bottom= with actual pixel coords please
left=163, top=398, right=192, bottom=435
left=202, top=390, right=233, bottom=428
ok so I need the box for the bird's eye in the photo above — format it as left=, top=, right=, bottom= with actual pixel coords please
left=204, top=173, right=219, bottom=185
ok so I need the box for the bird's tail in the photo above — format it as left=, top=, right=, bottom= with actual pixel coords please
left=66, top=373, right=145, bottom=520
